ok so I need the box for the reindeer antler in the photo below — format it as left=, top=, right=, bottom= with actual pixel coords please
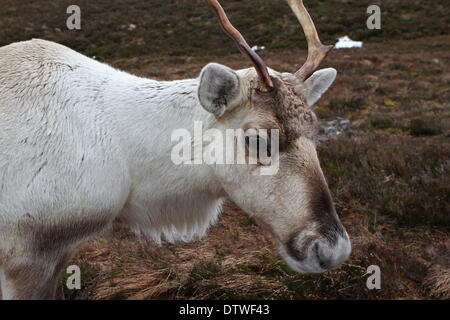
left=205, top=0, right=274, bottom=91
left=286, top=0, right=333, bottom=81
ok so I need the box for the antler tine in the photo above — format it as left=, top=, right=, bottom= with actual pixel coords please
left=205, top=0, right=274, bottom=91
left=286, top=0, right=334, bottom=81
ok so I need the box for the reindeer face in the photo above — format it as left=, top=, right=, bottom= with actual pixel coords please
left=198, top=65, right=351, bottom=273
left=200, top=0, right=351, bottom=273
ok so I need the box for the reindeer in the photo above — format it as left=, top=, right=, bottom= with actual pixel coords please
left=0, top=0, right=351, bottom=299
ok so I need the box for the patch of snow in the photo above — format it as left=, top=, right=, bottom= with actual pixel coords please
left=334, top=36, right=363, bottom=49
left=251, top=45, right=266, bottom=52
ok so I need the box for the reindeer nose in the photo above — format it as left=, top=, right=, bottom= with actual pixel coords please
left=312, top=233, right=351, bottom=271
left=282, top=229, right=351, bottom=274
left=313, top=242, right=331, bottom=269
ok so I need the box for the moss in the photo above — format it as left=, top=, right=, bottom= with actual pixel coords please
left=383, top=100, right=397, bottom=108
left=409, top=118, right=442, bottom=136
left=370, top=114, right=393, bottom=130
left=329, top=96, right=366, bottom=113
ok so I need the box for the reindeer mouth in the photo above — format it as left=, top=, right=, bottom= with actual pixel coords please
left=275, top=231, right=351, bottom=274
left=276, top=239, right=327, bottom=274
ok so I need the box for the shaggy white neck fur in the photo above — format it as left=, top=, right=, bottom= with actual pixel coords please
left=109, top=79, right=228, bottom=243
left=99, top=74, right=228, bottom=244
left=0, top=39, right=226, bottom=246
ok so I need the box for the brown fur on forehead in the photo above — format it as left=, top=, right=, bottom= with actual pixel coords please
left=250, top=77, right=318, bottom=148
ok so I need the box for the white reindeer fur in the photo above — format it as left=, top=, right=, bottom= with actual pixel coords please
left=0, top=39, right=229, bottom=253
left=0, top=39, right=344, bottom=299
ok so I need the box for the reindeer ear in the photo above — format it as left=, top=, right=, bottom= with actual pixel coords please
left=303, top=68, right=337, bottom=107
left=198, top=63, right=241, bottom=117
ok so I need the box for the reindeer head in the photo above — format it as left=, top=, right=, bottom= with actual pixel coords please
left=198, top=0, right=350, bottom=273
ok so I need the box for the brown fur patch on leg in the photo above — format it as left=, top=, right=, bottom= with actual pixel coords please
left=2, top=250, right=75, bottom=300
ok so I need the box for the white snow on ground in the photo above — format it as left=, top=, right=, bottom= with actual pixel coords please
left=334, top=35, right=363, bottom=49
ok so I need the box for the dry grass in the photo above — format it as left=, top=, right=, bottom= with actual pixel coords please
left=423, top=241, right=450, bottom=299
